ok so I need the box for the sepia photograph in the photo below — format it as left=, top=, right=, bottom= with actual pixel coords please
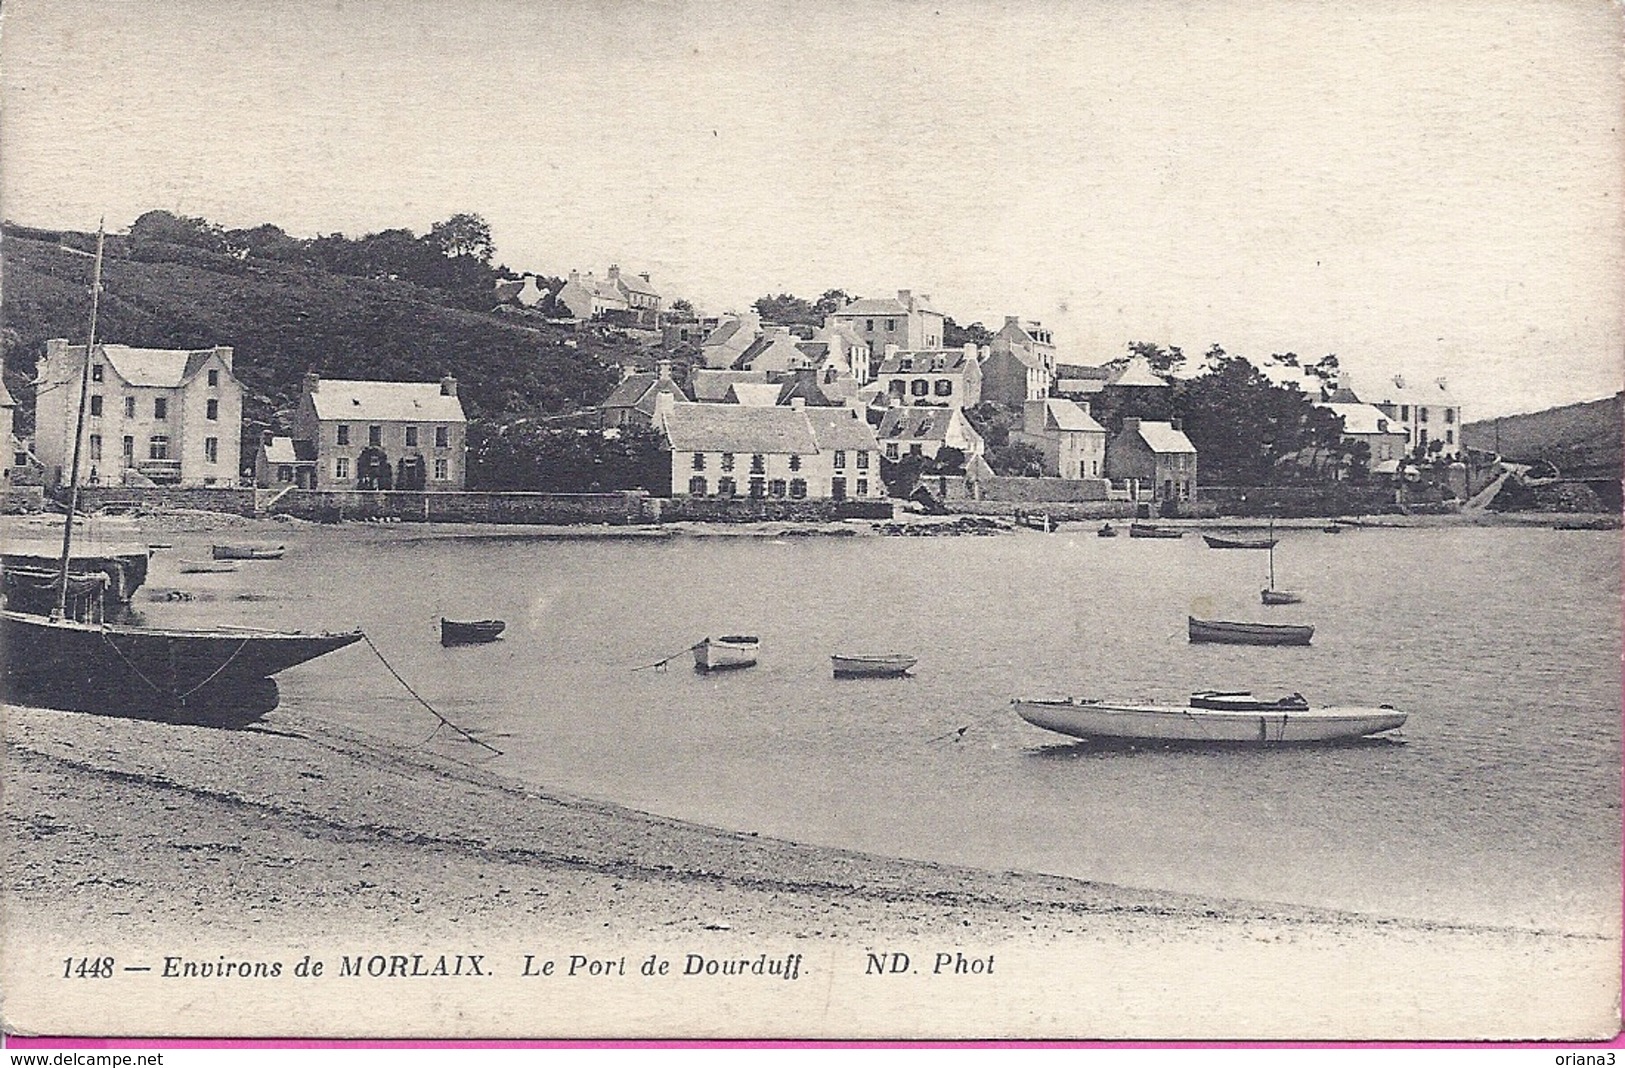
left=1, top=0, right=1620, bottom=1046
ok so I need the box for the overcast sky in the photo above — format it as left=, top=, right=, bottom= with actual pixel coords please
left=4, top=0, right=1620, bottom=417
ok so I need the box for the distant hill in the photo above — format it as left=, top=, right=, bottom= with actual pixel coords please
left=1, top=229, right=635, bottom=444
left=1461, top=393, right=1622, bottom=476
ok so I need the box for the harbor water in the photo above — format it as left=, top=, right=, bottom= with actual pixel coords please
left=122, top=521, right=1622, bottom=935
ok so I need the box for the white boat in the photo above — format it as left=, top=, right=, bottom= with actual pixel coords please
left=1012, top=692, right=1406, bottom=745
left=693, top=635, right=759, bottom=671
left=831, top=653, right=917, bottom=678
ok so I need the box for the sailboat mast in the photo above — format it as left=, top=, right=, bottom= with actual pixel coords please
left=1267, top=517, right=1276, bottom=590
left=52, top=222, right=106, bottom=621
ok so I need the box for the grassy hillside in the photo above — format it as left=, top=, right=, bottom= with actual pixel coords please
left=1461, top=393, right=1622, bottom=476
left=1, top=230, right=634, bottom=441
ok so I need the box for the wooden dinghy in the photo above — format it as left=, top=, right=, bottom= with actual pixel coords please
left=1202, top=533, right=1277, bottom=550
left=1128, top=522, right=1183, bottom=539
left=179, top=560, right=238, bottom=574
left=1012, top=692, right=1405, bottom=745
left=694, top=635, right=760, bottom=671
left=831, top=653, right=918, bottom=678
left=1188, top=616, right=1314, bottom=646
left=441, top=618, right=506, bottom=646
left=212, top=543, right=286, bottom=560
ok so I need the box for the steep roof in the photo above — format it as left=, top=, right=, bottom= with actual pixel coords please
left=1363, top=375, right=1459, bottom=409
left=691, top=369, right=768, bottom=403
left=663, top=403, right=818, bottom=454
left=1043, top=399, right=1105, bottom=433
left=307, top=379, right=467, bottom=423
left=1322, top=402, right=1400, bottom=436
left=876, top=348, right=974, bottom=375
left=1108, top=354, right=1166, bottom=388
left=0, top=375, right=13, bottom=408
left=725, top=383, right=784, bottom=407
left=603, top=373, right=659, bottom=409
left=613, top=270, right=660, bottom=297
left=1131, top=420, right=1195, bottom=454
left=262, top=436, right=317, bottom=465
left=877, top=407, right=956, bottom=441
left=100, top=344, right=225, bottom=388
left=805, top=409, right=880, bottom=451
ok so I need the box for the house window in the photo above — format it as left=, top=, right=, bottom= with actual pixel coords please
left=92, top=364, right=104, bottom=383
left=435, top=426, right=450, bottom=448
left=866, top=319, right=875, bottom=331
left=337, top=424, right=350, bottom=446
left=1418, top=407, right=1429, bottom=423
left=856, top=478, right=869, bottom=496
left=125, top=396, right=135, bottom=418
left=857, top=451, right=869, bottom=470
left=934, top=379, right=953, bottom=397
left=1446, top=429, right=1454, bottom=445
left=789, top=454, right=801, bottom=472
left=154, top=398, right=167, bottom=419
left=122, top=436, right=133, bottom=462
left=89, top=395, right=102, bottom=417
left=911, top=379, right=929, bottom=397
left=718, top=476, right=736, bottom=496
left=368, top=425, right=382, bottom=447
left=789, top=478, right=807, bottom=499
left=748, top=477, right=765, bottom=499
left=88, top=434, right=102, bottom=461
left=207, top=369, right=219, bottom=387
left=405, top=425, right=418, bottom=447
left=148, top=435, right=169, bottom=460
left=206, top=399, right=219, bottom=421
left=335, top=456, right=351, bottom=479
left=886, top=443, right=899, bottom=460
left=1400, top=405, right=1409, bottom=421
left=831, top=477, right=846, bottom=500
left=278, top=465, right=293, bottom=483
left=833, top=449, right=846, bottom=469
left=750, top=453, right=765, bottom=474
left=1445, top=409, right=1456, bottom=424
left=769, top=479, right=787, bottom=497
left=886, top=319, right=896, bottom=331
left=692, top=452, right=706, bottom=471
left=909, top=443, right=923, bottom=456
left=888, top=380, right=907, bottom=398
left=721, top=452, right=735, bottom=472
left=204, top=437, right=219, bottom=464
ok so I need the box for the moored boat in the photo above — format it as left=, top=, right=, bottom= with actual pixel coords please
left=1012, top=693, right=1405, bottom=744
left=831, top=653, right=917, bottom=678
left=1128, top=522, right=1183, bottom=539
left=441, top=618, right=506, bottom=646
left=179, top=560, right=238, bottom=574
left=1097, top=523, right=1118, bottom=538
left=1202, top=533, right=1277, bottom=550
left=1188, top=616, right=1314, bottom=646
left=212, top=543, right=286, bottom=560
left=1260, top=588, right=1302, bottom=605
left=2, top=543, right=150, bottom=606
left=694, top=635, right=760, bottom=671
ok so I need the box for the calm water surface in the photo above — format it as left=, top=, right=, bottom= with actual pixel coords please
left=129, top=522, right=1622, bottom=934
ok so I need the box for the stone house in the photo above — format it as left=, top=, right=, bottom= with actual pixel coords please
left=600, top=360, right=686, bottom=430
left=663, top=402, right=883, bottom=501
left=1105, top=417, right=1197, bottom=502
left=34, top=339, right=242, bottom=488
left=874, top=406, right=985, bottom=464
left=1359, top=374, right=1463, bottom=458
left=825, top=290, right=945, bottom=360
left=1320, top=401, right=1410, bottom=474
left=292, top=372, right=468, bottom=490
left=1010, top=398, right=1107, bottom=480
left=981, top=317, right=1056, bottom=405
left=254, top=434, right=318, bottom=489
left=873, top=344, right=984, bottom=409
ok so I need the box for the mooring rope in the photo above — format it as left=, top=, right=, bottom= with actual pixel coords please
left=178, top=637, right=252, bottom=700
left=630, top=641, right=702, bottom=672
left=926, top=703, right=1010, bottom=744
left=362, top=633, right=503, bottom=756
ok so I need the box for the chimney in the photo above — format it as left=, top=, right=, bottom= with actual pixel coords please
left=1004, top=315, right=1020, bottom=328
left=1170, top=417, right=1183, bottom=431
left=655, top=358, right=672, bottom=380
left=639, top=272, right=651, bottom=283
left=215, top=345, right=234, bottom=372
left=964, top=342, right=977, bottom=362
left=568, top=269, right=581, bottom=284
left=619, top=363, right=637, bottom=383
left=260, top=429, right=274, bottom=447
left=1122, top=417, right=1141, bottom=434
left=897, top=289, right=912, bottom=308
left=440, top=374, right=458, bottom=397
left=607, top=264, right=621, bottom=282
left=303, top=371, right=320, bottom=395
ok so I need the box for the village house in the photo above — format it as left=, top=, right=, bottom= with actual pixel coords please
left=34, top=339, right=242, bottom=488
left=1009, top=398, right=1107, bottom=480
left=599, top=360, right=686, bottom=430
left=1359, top=374, right=1463, bottom=459
left=291, top=372, right=468, bottom=490
left=690, top=369, right=768, bottom=403
left=553, top=270, right=628, bottom=320
left=663, top=402, right=884, bottom=501
left=1054, top=353, right=1167, bottom=401
left=608, top=265, right=662, bottom=326
left=254, top=433, right=318, bottom=489
left=733, top=327, right=814, bottom=373
left=697, top=312, right=763, bottom=369
left=981, top=317, right=1057, bottom=405
left=1320, top=401, right=1410, bottom=475
left=663, top=315, right=720, bottom=349
left=873, top=344, right=984, bottom=409
left=825, top=290, right=945, bottom=359
left=492, top=274, right=547, bottom=309
left=799, top=322, right=873, bottom=384
left=1105, top=417, right=1197, bottom=503
left=874, top=405, right=985, bottom=464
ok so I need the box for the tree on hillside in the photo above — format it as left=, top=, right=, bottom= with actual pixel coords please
left=668, top=298, right=696, bottom=317
left=814, top=289, right=852, bottom=317
left=426, top=213, right=495, bottom=263
left=754, top=293, right=818, bottom=326
left=1174, top=348, right=1348, bottom=484
left=944, top=317, right=994, bottom=347
left=129, top=210, right=227, bottom=254
left=1127, top=340, right=1185, bottom=377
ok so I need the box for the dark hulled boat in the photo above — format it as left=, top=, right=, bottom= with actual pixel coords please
left=1128, top=522, right=1183, bottom=539
left=441, top=618, right=506, bottom=646
left=1188, top=616, right=1314, bottom=646
left=1202, top=533, right=1277, bottom=550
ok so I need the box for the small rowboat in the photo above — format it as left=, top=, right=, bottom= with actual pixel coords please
left=441, top=618, right=506, bottom=646
left=1188, top=616, right=1314, bottom=646
left=1128, top=522, right=1183, bottom=539
left=1202, top=533, right=1277, bottom=550
left=212, top=543, right=286, bottom=560
left=178, top=560, right=238, bottom=574
left=1012, top=693, right=1404, bottom=745
left=831, top=653, right=917, bottom=678
left=694, top=635, right=759, bottom=672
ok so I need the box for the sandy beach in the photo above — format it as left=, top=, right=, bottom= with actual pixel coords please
left=3, top=694, right=1618, bottom=1041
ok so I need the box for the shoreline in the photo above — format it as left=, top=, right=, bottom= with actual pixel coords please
left=3, top=699, right=1619, bottom=1039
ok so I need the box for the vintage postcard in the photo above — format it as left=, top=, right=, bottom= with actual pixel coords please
left=1, top=0, right=1620, bottom=1044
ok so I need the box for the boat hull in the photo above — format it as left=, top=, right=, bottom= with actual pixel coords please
left=1203, top=534, right=1277, bottom=549
left=694, top=636, right=759, bottom=671
left=212, top=544, right=285, bottom=560
left=3, top=545, right=151, bottom=606
left=441, top=619, right=506, bottom=646
left=0, top=610, right=363, bottom=723
left=1013, top=698, right=1406, bottom=744
left=1128, top=523, right=1182, bottom=539
left=831, top=654, right=917, bottom=678
left=1188, top=616, right=1314, bottom=645
left=1260, top=588, right=1302, bottom=605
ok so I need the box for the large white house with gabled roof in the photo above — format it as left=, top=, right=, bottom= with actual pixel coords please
left=35, top=339, right=242, bottom=488
left=663, top=402, right=883, bottom=501
left=825, top=290, right=945, bottom=358
left=293, top=372, right=467, bottom=490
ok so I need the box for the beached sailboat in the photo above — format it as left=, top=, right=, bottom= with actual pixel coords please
left=1012, top=692, right=1405, bottom=744
left=0, top=225, right=362, bottom=724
